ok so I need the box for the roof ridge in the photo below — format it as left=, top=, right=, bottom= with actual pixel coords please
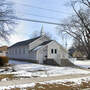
left=9, top=36, right=41, bottom=48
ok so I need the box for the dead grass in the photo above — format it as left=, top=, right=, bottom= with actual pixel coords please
left=5, top=81, right=90, bottom=90
left=9, top=88, right=20, bottom=90
left=79, top=81, right=90, bottom=89
left=0, top=74, right=14, bottom=81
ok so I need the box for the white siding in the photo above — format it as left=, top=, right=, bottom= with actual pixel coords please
left=29, top=36, right=49, bottom=50
left=47, top=41, right=68, bottom=65
left=29, top=50, right=37, bottom=60
left=36, top=46, right=47, bottom=64
left=8, top=45, right=30, bottom=60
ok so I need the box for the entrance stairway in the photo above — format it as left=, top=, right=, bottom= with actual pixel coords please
left=43, top=59, right=59, bottom=66
left=60, top=59, right=75, bottom=66
left=44, top=58, right=75, bottom=66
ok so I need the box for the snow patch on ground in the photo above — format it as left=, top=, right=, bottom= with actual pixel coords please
left=1, top=63, right=90, bottom=78
left=41, top=76, right=90, bottom=85
left=74, top=60, right=90, bottom=68
left=0, top=83, right=36, bottom=90
left=12, top=64, right=90, bottom=77
left=0, top=76, right=90, bottom=89
left=0, top=60, right=90, bottom=89
left=9, top=60, right=29, bottom=64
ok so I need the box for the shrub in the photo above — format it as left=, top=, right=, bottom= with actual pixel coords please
left=0, top=56, right=8, bottom=66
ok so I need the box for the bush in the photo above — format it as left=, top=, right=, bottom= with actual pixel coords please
left=0, top=56, right=8, bottom=66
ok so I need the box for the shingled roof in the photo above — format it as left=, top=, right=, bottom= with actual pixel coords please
left=32, top=40, right=53, bottom=51
left=40, top=40, right=53, bottom=46
left=10, top=36, right=40, bottom=48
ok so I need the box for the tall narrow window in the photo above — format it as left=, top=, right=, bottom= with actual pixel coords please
left=51, top=49, right=53, bottom=54
left=15, top=49, right=17, bottom=54
left=19, top=48, right=21, bottom=54
left=55, top=49, right=57, bottom=54
left=13, top=49, right=14, bottom=55
left=23, top=48, right=25, bottom=54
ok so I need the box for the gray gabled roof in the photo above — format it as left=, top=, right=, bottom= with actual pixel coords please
left=31, top=40, right=53, bottom=51
left=9, top=36, right=41, bottom=48
left=39, top=40, right=53, bottom=46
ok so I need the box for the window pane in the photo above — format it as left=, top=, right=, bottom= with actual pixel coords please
left=55, top=49, right=57, bottom=54
left=51, top=49, right=53, bottom=54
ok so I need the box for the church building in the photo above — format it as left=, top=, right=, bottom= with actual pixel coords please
left=8, top=26, right=69, bottom=65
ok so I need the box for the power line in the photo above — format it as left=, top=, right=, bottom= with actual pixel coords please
left=9, top=16, right=62, bottom=25
left=17, top=11, right=61, bottom=20
left=7, top=1, right=71, bottom=21
left=1, top=16, right=73, bottom=26
left=13, top=1, right=71, bottom=15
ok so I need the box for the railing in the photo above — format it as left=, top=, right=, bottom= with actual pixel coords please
left=68, top=58, right=77, bottom=63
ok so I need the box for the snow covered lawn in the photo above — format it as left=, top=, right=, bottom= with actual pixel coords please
left=74, top=60, right=90, bottom=69
left=0, top=63, right=90, bottom=78
left=0, top=60, right=90, bottom=89
left=13, top=64, right=90, bottom=77
left=1, top=76, right=90, bottom=90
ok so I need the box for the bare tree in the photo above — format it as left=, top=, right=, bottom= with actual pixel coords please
left=57, top=0, right=90, bottom=59
left=78, top=0, right=90, bottom=7
left=30, top=30, right=40, bottom=39
left=0, top=0, right=15, bottom=41
left=30, top=30, right=52, bottom=39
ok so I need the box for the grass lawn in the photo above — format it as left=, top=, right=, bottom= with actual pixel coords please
left=0, top=74, right=14, bottom=81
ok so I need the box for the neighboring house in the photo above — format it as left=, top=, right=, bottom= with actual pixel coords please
left=0, top=46, right=8, bottom=56
left=68, top=47, right=75, bottom=57
left=8, top=27, right=69, bottom=65
left=72, top=50, right=86, bottom=59
left=73, top=50, right=82, bottom=58
left=69, top=47, right=86, bottom=59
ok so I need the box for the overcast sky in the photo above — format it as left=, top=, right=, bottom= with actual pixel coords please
left=3, top=0, right=74, bottom=48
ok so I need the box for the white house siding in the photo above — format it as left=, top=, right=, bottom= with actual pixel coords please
left=36, top=46, right=47, bottom=64
left=47, top=41, right=68, bottom=65
left=29, top=50, right=37, bottom=60
left=29, top=36, right=49, bottom=50
left=8, top=36, right=49, bottom=61
left=32, top=41, right=68, bottom=65
left=60, top=49, right=68, bottom=59
left=8, top=45, right=30, bottom=60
